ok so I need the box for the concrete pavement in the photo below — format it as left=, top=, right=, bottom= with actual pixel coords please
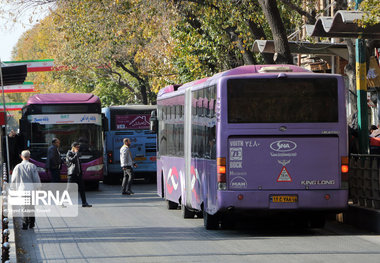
left=13, top=182, right=380, bottom=263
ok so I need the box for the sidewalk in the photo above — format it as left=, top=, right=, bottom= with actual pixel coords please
left=12, top=205, right=98, bottom=262
left=10, top=183, right=159, bottom=263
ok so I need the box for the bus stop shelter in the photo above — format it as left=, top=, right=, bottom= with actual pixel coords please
left=309, top=10, right=380, bottom=233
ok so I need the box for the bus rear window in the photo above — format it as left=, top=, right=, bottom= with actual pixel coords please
left=227, top=78, right=338, bottom=123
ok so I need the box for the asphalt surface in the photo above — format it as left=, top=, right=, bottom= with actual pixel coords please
left=14, top=182, right=380, bottom=263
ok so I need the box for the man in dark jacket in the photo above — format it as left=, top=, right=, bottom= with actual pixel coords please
left=66, top=142, right=91, bottom=207
left=46, top=138, right=62, bottom=182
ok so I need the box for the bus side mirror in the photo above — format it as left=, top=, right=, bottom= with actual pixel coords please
left=150, top=110, right=158, bottom=133
left=18, top=118, right=28, bottom=149
left=102, top=113, right=108, bottom=131
left=19, top=118, right=27, bottom=134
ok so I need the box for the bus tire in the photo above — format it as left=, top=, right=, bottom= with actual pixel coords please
left=145, top=176, right=156, bottom=184
left=221, top=215, right=235, bottom=230
left=196, top=211, right=203, bottom=218
left=167, top=200, right=178, bottom=210
left=308, top=215, right=326, bottom=228
left=85, top=181, right=99, bottom=191
left=103, top=176, right=112, bottom=185
left=203, top=210, right=219, bottom=230
left=181, top=205, right=195, bottom=218
left=93, top=181, right=99, bottom=190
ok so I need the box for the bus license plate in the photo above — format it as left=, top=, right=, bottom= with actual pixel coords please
left=134, top=157, right=146, bottom=161
left=271, top=195, right=298, bottom=203
left=60, top=174, right=68, bottom=180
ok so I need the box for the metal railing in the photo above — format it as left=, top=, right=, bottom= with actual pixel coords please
left=349, top=154, right=380, bottom=209
left=1, top=163, right=10, bottom=263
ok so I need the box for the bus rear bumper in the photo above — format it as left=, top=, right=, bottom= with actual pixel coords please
left=216, top=189, right=348, bottom=212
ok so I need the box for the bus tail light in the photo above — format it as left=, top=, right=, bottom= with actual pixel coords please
left=107, top=152, right=113, bottom=164
left=341, top=156, right=349, bottom=189
left=217, top=157, right=227, bottom=190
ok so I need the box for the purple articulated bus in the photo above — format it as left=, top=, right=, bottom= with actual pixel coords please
left=152, top=65, right=349, bottom=230
left=19, top=93, right=105, bottom=189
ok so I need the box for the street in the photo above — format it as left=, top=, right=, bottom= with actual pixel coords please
left=14, top=182, right=380, bottom=263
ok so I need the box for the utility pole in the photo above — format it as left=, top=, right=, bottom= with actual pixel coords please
left=0, top=60, right=11, bottom=173
left=355, top=0, right=369, bottom=154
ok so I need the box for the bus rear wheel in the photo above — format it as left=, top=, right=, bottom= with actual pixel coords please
left=203, top=210, right=219, bottom=230
left=85, top=181, right=99, bottom=191
left=181, top=205, right=195, bottom=218
left=221, top=215, right=235, bottom=230
left=167, top=200, right=178, bottom=210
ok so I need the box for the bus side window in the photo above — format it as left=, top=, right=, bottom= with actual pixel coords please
left=191, top=92, right=197, bottom=157
left=150, top=110, right=158, bottom=133
left=160, top=106, right=167, bottom=156
left=102, top=113, right=109, bottom=132
left=179, top=104, right=184, bottom=156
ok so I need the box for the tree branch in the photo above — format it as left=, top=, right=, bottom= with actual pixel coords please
left=278, top=0, right=316, bottom=24
left=225, top=26, right=256, bottom=65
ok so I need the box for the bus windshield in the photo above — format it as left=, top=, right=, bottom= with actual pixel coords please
left=30, top=123, right=103, bottom=162
left=227, top=78, right=338, bottom=123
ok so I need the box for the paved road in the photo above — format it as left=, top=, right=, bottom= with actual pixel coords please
left=14, top=182, right=380, bottom=263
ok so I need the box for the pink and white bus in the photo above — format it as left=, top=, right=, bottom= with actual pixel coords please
left=152, top=65, right=349, bottom=229
left=19, top=93, right=105, bottom=189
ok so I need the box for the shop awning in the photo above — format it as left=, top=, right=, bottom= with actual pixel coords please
left=252, top=40, right=349, bottom=60
left=308, top=10, right=380, bottom=39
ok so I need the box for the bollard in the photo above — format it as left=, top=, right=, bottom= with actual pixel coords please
left=2, top=241, right=10, bottom=261
left=2, top=218, right=8, bottom=234
left=2, top=228, right=9, bottom=243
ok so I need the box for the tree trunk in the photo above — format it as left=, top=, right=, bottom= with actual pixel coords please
left=257, top=0, right=293, bottom=64
left=344, top=39, right=357, bottom=114
left=247, top=20, right=274, bottom=64
left=225, top=26, right=256, bottom=65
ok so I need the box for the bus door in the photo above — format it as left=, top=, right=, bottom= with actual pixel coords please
left=227, top=136, right=340, bottom=191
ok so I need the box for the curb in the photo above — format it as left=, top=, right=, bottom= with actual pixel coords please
left=8, top=216, right=16, bottom=262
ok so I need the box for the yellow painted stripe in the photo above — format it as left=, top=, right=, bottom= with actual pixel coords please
left=356, top=62, right=367, bottom=91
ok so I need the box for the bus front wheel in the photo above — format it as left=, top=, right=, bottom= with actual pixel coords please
left=203, top=210, right=219, bottom=230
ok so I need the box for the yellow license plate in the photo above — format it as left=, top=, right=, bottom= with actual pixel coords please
left=271, top=195, right=298, bottom=203
left=134, top=157, right=146, bottom=161
left=60, top=174, right=68, bottom=180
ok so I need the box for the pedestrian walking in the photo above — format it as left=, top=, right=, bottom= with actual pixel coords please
left=120, top=138, right=137, bottom=195
left=10, top=150, right=41, bottom=230
left=46, top=138, right=63, bottom=182
left=66, top=142, right=92, bottom=207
